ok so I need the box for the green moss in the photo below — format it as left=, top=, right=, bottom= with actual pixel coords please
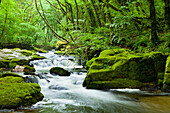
left=19, top=50, right=33, bottom=56
left=165, top=56, right=170, bottom=73
left=11, top=59, right=29, bottom=66
left=24, top=65, right=35, bottom=72
left=30, top=54, right=46, bottom=61
left=0, top=78, right=44, bottom=109
left=83, top=49, right=159, bottom=89
left=2, top=72, right=22, bottom=78
left=86, top=58, right=96, bottom=69
left=9, top=62, right=17, bottom=69
left=99, top=49, right=132, bottom=57
left=86, top=78, right=143, bottom=89
left=0, top=73, right=2, bottom=78
left=54, top=51, right=65, bottom=55
left=0, top=76, right=24, bottom=83
left=144, top=52, right=167, bottom=73
left=0, top=60, right=10, bottom=68
left=34, top=48, right=48, bottom=53
left=157, top=73, right=165, bottom=79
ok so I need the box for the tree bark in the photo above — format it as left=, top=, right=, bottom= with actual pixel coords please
left=90, top=0, right=102, bottom=27
left=164, top=0, right=170, bottom=29
left=149, top=0, right=158, bottom=43
left=74, top=0, right=80, bottom=30
left=1, top=12, right=8, bottom=41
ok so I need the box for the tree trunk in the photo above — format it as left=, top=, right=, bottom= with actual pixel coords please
left=1, top=12, right=8, bottom=41
left=149, top=0, right=158, bottom=44
left=90, top=0, right=102, bottom=27
left=164, top=0, right=170, bottom=29
left=74, top=0, right=80, bottom=30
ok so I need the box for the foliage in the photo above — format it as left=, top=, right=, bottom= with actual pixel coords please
left=0, top=0, right=169, bottom=57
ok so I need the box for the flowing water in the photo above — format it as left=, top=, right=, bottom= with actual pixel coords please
left=4, top=51, right=170, bottom=113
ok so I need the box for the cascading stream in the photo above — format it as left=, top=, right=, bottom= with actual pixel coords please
left=25, top=51, right=170, bottom=113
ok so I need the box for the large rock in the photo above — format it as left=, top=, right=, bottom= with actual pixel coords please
left=0, top=76, right=44, bottom=109
left=50, top=67, right=70, bottom=76
left=83, top=49, right=167, bottom=90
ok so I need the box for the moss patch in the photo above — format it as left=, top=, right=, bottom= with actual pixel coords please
left=86, top=78, right=143, bottom=89
left=30, top=54, right=46, bottom=61
left=11, top=59, right=29, bottom=66
left=163, top=56, right=170, bottom=90
left=0, top=77, right=44, bottom=109
left=2, top=72, right=22, bottom=78
left=83, top=49, right=167, bottom=90
left=19, top=50, right=33, bottom=56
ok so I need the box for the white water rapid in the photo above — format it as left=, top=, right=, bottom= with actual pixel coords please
left=22, top=51, right=170, bottom=113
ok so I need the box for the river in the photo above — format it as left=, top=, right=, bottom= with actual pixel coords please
left=4, top=51, right=170, bottom=113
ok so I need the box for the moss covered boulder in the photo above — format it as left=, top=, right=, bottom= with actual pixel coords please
left=19, top=50, right=33, bottom=56
left=50, top=67, right=70, bottom=76
left=0, top=60, right=10, bottom=68
left=2, top=72, right=23, bottom=78
left=0, top=76, right=44, bottom=109
left=83, top=49, right=167, bottom=90
left=163, top=55, right=170, bottom=91
left=24, top=65, right=36, bottom=75
left=30, top=54, right=46, bottom=61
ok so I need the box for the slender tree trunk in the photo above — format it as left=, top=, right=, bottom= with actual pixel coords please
left=1, top=12, right=8, bottom=41
left=83, top=0, right=97, bottom=29
left=27, top=0, right=34, bottom=22
left=65, top=1, right=76, bottom=30
left=74, top=0, right=80, bottom=30
left=164, top=0, right=170, bottom=29
left=90, top=0, right=102, bottom=27
left=106, top=0, right=113, bottom=44
left=149, top=0, right=158, bottom=44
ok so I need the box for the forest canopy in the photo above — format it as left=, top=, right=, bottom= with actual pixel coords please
left=0, top=0, right=169, bottom=59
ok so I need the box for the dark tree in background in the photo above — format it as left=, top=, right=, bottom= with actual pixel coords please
left=164, top=0, right=170, bottom=29
left=149, top=0, right=159, bottom=44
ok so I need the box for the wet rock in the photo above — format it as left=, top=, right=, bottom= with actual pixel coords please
left=50, top=67, right=70, bottom=76
left=12, top=65, right=25, bottom=72
left=49, top=85, right=68, bottom=90
left=24, top=76, right=38, bottom=83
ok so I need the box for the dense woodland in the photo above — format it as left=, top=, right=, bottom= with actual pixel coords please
left=0, top=0, right=169, bottom=60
